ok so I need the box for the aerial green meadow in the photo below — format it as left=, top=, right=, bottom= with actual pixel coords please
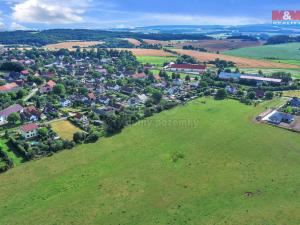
left=136, top=56, right=177, bottom=66
left=224, top=42, right=300, bottom=63
left=0, top=98, right=299, bottom=225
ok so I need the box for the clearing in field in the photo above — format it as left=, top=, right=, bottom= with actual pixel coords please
left=118, top=48, right=175, bottom=57
left=174, top=49, right=300, bottom=69
left=137, top=56, right=177, bottom=65
left=0, top=98, right=299, bottom=225
left=223, top=42, right=300, bottom=62
left=44, top=41, right=103, bottom=50
left=50, top=120, right=82, bottom=140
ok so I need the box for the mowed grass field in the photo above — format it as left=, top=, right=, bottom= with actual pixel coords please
left=137, top=56, right=177, bottom=66
left=223, top=42, right=300, bottom=62
left=51, top=120, right=82, bottom=140
left=0, top=98, right=300, bottom=225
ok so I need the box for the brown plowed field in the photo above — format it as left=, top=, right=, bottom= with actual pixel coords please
left=174, top=49, right=300, bottom=69
left=143, top=39, right=263, bottom=51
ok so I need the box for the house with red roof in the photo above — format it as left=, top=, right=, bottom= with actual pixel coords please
left=20, top=70, right=29, bottom=76
left=131, top=72, right=147, bottom=79
left=0, top=82, right=20, bottom=93
left=88, top=92, right=96, bottom=101
left=40, top=80, right=56, bottom=93
left=169, top=64, right=206, bottom=74
left=20, top=123, right=39, bottom=139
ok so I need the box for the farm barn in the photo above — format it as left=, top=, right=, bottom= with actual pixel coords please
left=167, top=63, right=206, bottom=74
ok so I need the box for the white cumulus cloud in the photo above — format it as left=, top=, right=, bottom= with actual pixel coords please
left=10, top=22, right=29, bottom=30
left=11, top=0, right=88, bottom=24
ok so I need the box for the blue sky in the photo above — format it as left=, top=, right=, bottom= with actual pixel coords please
left=0, top=0, right=300, bottom=30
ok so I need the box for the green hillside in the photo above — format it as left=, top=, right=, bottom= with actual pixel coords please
left=223, top=42, right=300, bottom=61
left=0, top=98, right=299, bottom=225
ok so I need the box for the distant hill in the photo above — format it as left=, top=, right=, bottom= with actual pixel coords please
left=223, top=42, right=300, bottom=61
left=0, top=29, right=213, bottom=46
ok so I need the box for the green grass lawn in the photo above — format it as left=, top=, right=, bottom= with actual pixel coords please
left=0, top=98, right=300, bottom=225
left=51, top=120, right=82, bottom=141
left=137, top=56, right=177, bottom=66
left=0, top=139, right=23, bottom=166
left=238, top=68, right=300, bottom=79
left=223, top=42, right=300, bottom=62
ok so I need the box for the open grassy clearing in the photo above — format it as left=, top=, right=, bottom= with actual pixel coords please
left=137, top=56, right=177, bottom=65
left=0, top=98, right=299, bottom=225
left=223, top=42, right=300, bottom=61
left=0, top=139, right=23, bottom=166
left=174, top=49, right=300, bottom=69
left=50, top=120, right=82, bottom=141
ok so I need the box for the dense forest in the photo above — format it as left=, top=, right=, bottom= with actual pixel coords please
left=0, top=29, right=213, bottom=46
left=266, top=35, right=300, bottom=45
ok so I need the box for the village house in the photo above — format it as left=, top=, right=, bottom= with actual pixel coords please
left=88, top=92, right=96, bottom=101
left=98, top=95, right=111, bottom=105
left=20, top=123, right=39, bottom=139
left=74, top=113, right=89, bottom=125
left=121, top=86, right=135, bottom=95
left=131, top=72, right=147, bottom=79
left=289, top=97, right=300, bottom=107
left=0, top=104, right=24, bottom=125
left=267, top=111, right=294, bottom=125
left=0, top=82, right=20, bottom=93
left=60, top=99, right=72, bottom=108
left=22, top=106, right=43, bottom=122
left=40, top=80, right=56, bottom=93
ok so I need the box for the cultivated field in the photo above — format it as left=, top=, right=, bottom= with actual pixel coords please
left=118, top=48, right=175, bottom=56
left=223, top=42, right=300, bottom=61
left=174, top=49, right=300, bottom=69
left=50, top=120, right=82, bottom=140
left=283, top=90, right=300, bottom=98
left=143, top=39, right=263, bottom=51
left=122, top=38, right=141, bottom=46
left=44, top=41, right=103, bottom=50
left=0, top=98, right=299, bottom=225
